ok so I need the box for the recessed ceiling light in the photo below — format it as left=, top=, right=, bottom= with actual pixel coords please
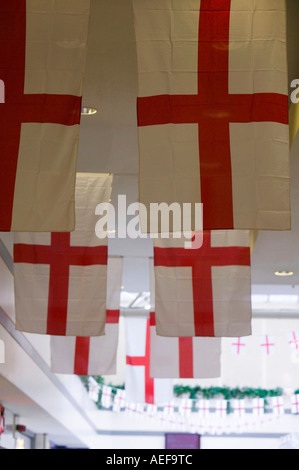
left=274, top=270, right=294, bottom=277
left=81, top=107, right=97, bottom=116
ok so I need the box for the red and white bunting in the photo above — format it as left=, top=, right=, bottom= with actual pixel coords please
left=271, top=397, right=284, bottom=416
left=288, top=332, right=299, bottom=351
left=88, top=377, right=100, bottom=403
left=135, top=404, right=145, bottom=420
left=179, top=399, right=193, bottom=417
left=197, top=399, right=210, bottom=419
left=146, top=404, right=158, bottom=420
left=163, top=402, right=175, bottom=416
left=133, top=0, right=289, bottom=232
left=260, top=335, right=275, bottom=355
left=232, top=338, right=247, bottom=356
left=113, top=390, right=126, bottom=413
left=14, top=173, right=113, bottom=336
left=101, top=386, right=113, bottom=409
left=252, top=398, right=265, bottom=417
left=125, top=403, right=137, bottom=416
left=291, top=395, right=299, bottom=415
left=232, top=399, right=246, bottom=418
left=215, top=400, right=228, bottom=418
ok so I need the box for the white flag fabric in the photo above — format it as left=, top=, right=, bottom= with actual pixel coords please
left=215, top=400, right=228, bottom=418
left=271, top=396, right=284, bottom=416
left=197, top=399, right=210, bottom=419
left=153, top=230, right=251, bottom=337
left=50, top=257, right=122, bottom=375
left=133, top=0, right=290, bottom=232
left=150, top=312, right=221, bottom=378
left=101, top=385, right=113, bottom=409
left=291, top=395, right=299, bottom=415
left=14, top=173, right=113, bottom=336
left=113, top=390, right=126, bottom=413
left=125, top=315, right=173, bottom=404
left=252, top=398, right=265, bottom=417
left=231, top=399, right=246, bottom=418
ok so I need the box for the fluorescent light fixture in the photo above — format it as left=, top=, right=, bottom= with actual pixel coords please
left=274, top=270, right=294, bottom=277
left=81, top=107, right=97, bottom=116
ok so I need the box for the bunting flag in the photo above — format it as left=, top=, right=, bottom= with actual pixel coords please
left=197, top=399, right=210, bottom=419
left=260, top=335, right=275, bottom=355
left=0, top=1, right=90, bottom=232
left=125, top=315, right=173, bottom=404
left=291, top=395, right=299, bottom=415
left=149, top=312, right=221, bottom=378
left=271, top=397, right=284, bottom=416
left=215, top=400, right=228, bottom=418
left=231, top=337, right=247, bottom=355
left=153, top=230, right=251, bottom=337
left=133, top=0, right=290, bottom=232
left=288, top=332, right=299, bottom=351
left=231, top=399, right=246, bottom=418
left=14, top=173, right=113, bottom=336
left=113, top=390, right=126, bottom=413
left=252, top=398, right=265, bottom=417
left=50, top=257, right=122, bottom=375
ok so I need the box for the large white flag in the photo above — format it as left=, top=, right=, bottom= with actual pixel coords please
left=14, top=173, right=113, bottom=336
left=50, top=257, right=123, bottom=375
left=150, top=312, right=221, bottom=379
left=133, top=0, right=289, bottom=231
left=0, top=1, right=90, bottom=232
left=125, top=315, right=173, bottom=405
left=153, top=230, right=252, bottom=337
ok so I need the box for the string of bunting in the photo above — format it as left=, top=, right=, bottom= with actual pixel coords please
left=81, top=378, right=299, bottom=435
left=81, top=377, right=299, bottom=415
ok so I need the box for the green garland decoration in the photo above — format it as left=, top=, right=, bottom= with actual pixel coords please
left=173, top=385, right=284, bottom=401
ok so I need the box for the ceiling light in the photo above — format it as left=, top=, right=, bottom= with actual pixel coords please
left=81, top=107, right=97, bottom=116
left=274, top=270, right=294, bottom=277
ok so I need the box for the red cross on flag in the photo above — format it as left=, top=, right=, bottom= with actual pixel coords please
left=215, top=400, right=228, bottom=418
left=0, top=1, right=90, bottom=232
left=125, top=315, right=173, bottom=405
left=231, top=399, right=246, bottom=418
left=50, top=257, right=122, bottom=375
left=231, top=337, right=247, bottom=355
left=101, top=386, right=113, bottom=409
left=271, top=396, right=284, bottom=416
left=14, top=173, right=113, bottom=336
left=113, top=390, right=126, bottom=413
left=291, top=395, right=299, bottom=415
left=149, top=312, right=221, bottom=378
left=197, top=399, right=210, bottom=419
left=288, top=332, right=299, bottom=351
left=154, top=230, right=251, bottom=337
left=252, top=398, right=265, bottom=417
left=260, top=335, right=275, bottom=355
left=133, top=0, right=289, bottom=232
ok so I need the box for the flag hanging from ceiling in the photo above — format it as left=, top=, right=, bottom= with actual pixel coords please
left=149, top=312, right=221, bottom=379
left=133, top=0, right=290, bottom=231
left=0, top=0, right=90, bottom=232
left=50, top=257, right=123, bottom=375
left=13, top=173, right=113, bottom=336
left=125, top=315, right=173, bottom=404
left=154, top=230, right=252, bottom=337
